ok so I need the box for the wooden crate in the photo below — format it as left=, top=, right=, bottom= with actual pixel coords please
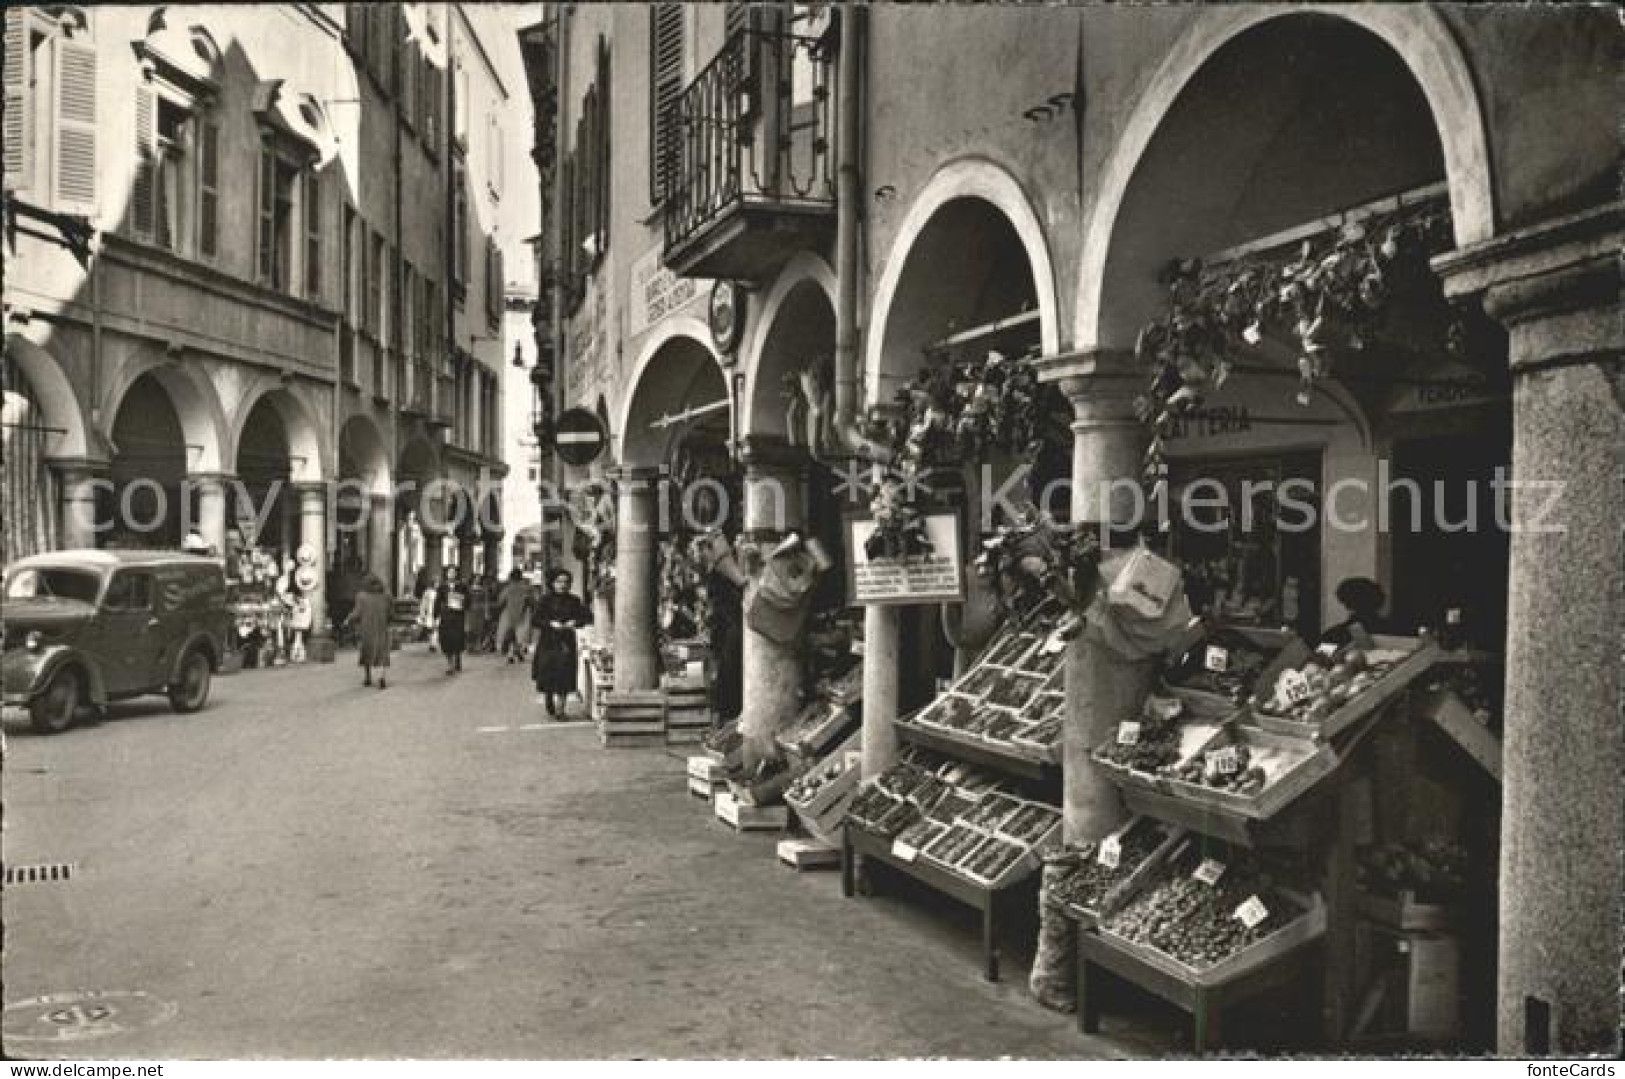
left=601, top=731, right=666, bottom=749
left=777, top=837, right=842, bottom=870
left=1151, top=723, right=1340, bottom=823
left=687, top=756, right=729, bottom=783
left=1098, top=890, right=1328, bottom=990
left=714, top=790, right=788, bottom=832
left=1358, top=889, right=1460, bottom=932
left=1056, top=819, right=1186, bottom=927
left=1251, top=636, right=1441, bottom=742
left=688, top=774, right=724, bottom=800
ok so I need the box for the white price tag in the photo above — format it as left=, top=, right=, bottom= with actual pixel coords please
left=1233, top=895, right=1270, bottom=929
left=1316, top=642, right=1340, bottom=659
left=1042, top=633, right=1067, bottom=655
left=891, top=839, right=919, bottom=863
left=1116, top=721, right=1142, bottom=746
left=1445, top=607, right=1463, bottom=626
left=1193, top=859, right=1227, bottom=886
left=1207, top=745, right=1241, bottom=776
left=1279, top=669, right=1315, bottom=706
left=1204, top=646, right=1231, bottom=673
left=1096, top=835, right=1123, bottom=869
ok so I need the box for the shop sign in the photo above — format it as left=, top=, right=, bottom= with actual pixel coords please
left=1166, top=406, right=1253, bottom=440
left=844, top=510, right=965, bottom=607
left=630, top=247, right=700, bottom=339
left=565, top=284, right=607, bottom=405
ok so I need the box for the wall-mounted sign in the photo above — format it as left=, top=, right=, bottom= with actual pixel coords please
left=554, top=407, right=607, bottom=467
left=709, top=280, right=745, bottom=357
left=1166, top=406, right=1254, bottom=440
left=630, top=247, right=700, bottom=339
left=843, top=510, right=965, bottom=607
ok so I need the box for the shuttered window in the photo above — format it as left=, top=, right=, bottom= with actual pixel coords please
left=198, top=120, right=219, bottom=257
left=648, top=3, right=683, bottom=205
left=304, top=170, right=321, bottom=299
left=53, top=37, right=96, bottom=212
left=3, top=8, right=33, bottom=192
left=369, top=232, right=384, bottom=337
left=255, top=144, right=275, bottom=283
left=485, top=240, right=503, bottom=328
left=133, top=87, right=156, bottom=236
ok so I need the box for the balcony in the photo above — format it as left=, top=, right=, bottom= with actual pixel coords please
left=661, top=26, right=837, bottom=281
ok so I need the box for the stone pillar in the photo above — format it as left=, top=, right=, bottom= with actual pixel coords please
left=1038, top=350, right=1153, bottom=845
left=293, top=481, right=334, bottom=663
left=188, top=472, right=233, bottom=556
left=860, top=603, right=901, bottom=779
left=611, top=466, right=662, bottom=693
left=738, top=438, right=807, bottom=763
left=1435, top=203, right=1624, bottom=1056
left=368, top=494, right=394, bottom=591
left=52, top=459, right=109, bottom=550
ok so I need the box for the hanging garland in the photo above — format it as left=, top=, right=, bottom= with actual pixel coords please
left=1133, top=199, right=1456, bottom=482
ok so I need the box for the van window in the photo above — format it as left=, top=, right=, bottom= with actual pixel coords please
left=104, top=572, right=153, bottom=612
left=5, top=568, right=102, bottom=604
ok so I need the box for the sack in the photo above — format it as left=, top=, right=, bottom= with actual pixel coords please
left=1106, top=546, right=1182, bottom=620
left=744, top=549, right=822, bottom=645
left=1029, top=864, right=1078, bottom=1013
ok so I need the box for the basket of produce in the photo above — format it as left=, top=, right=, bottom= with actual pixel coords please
left=701, top=718, right=746, bottom=768
left=785, top=738, right=862, bottom=835
left=982, top=630, right=1040, bottom=669
left=1355, top=840, right=1467, bottom=930
left=984, top=669, right=1044, bottom=712
left=957, top=834, right=1039, bottom=888
left=1010, top=714, right=1064, bottom=761
left=1153, top=723, right=1338, bottom=821
left=992, top=799, right=1063, bottom=852
left=919, top=822, right=987, bottom=870
left=959, top=790, right=1025, bottom=834
left=1092, top=694, right=1227, bottom=794
left=888, top=816, right=950, bottom=863
left=1098, top=838, right=1326, bottom=988
left=1043, top=816, right=1182, bottom=925
left=777, top=699, right=857, bottom=760
left=1251, top=634, right=1439, bottom=741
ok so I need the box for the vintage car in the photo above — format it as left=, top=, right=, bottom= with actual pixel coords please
left=2, top=550, right=231, bottom=733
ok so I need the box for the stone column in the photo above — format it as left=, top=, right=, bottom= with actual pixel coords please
left=860, top=603, right=901, bottom=779
left=293, top=481, right=334, bottom=662
left=1435, top=203, right=1624, bottom=1056
left=738, top=438, right=807, bottom=762
left=52, top=459, right=109, bottom=550
left=610, top=466, right=662, bottom=693
left=188, top=472, right=233, bottom=556
left=1038, top=350, right=1153, bottom=845
left=368, top=493, right=394, bottom=590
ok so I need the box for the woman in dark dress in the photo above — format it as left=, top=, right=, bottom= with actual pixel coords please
left=531, top=568, right=593, bottom=717
left=437, top=567, right=470, bottom=674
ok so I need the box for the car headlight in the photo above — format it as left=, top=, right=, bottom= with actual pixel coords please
left=25, top=631, right=42, bottom=652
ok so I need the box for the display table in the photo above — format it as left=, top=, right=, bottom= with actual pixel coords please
left=843, top=823, right=1037, bottom=982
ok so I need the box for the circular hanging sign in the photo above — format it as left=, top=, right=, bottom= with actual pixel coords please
left=296, top=543, right=317, bottom=566
left=709, top=281, right=745, bottom=356
left=295, top=565, right=319, bottom=592
left=554, top=407, right=607, bottom=467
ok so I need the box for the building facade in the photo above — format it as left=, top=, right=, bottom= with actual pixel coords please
left=3, top=3, right=512, bottom=650
left=520, top=4, right=1622, bottom=1055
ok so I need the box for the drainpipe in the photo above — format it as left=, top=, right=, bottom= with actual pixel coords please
left=390, top=1, right=404, bottom=590
left=830, top=4, right=885, bottom=463
left=549, top=7, right=569, bottom=581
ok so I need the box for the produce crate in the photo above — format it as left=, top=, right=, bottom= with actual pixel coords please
left=1413, top=688, right=1502, bottom=782
left=777, top=701, right=857, bottom=761
left=1168, top=628, right=1309, bottom=714
left=688, top=774, right=722, bottom=800
left=1092, top=717, right=1227, bottom=796
left=1047, top=817, right=1185, bottom=927
left=955, top=820, right=1061, bottom=889
left=786, top=739, right=862, bottom=840
left=687, top=756, right=729, bottom=783
left=1150, top=723, right=1339, bottom=823
left=777, top=836, right=842, bottom=870
left=714, top=789, right=788, bottom=832
left=1251, top=635, right=1440, bottom=742
left=1099, top=887, right=1327, bottom=990
left=600, top=690, right=666, bottom=748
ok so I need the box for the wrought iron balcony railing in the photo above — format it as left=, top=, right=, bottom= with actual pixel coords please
left=660, top=26, right=836, bottom=278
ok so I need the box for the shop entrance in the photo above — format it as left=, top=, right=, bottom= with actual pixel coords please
left=109, top=374, right=190, bottom=549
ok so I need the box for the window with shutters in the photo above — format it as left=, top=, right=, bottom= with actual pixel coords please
left=453, top=161, right=470, bottom=301
left=648, top=4, right=683, bottom=206
left=400, top=38, right=417, bottom=137
left=153, top=98, right=192, bottom=253
left=198, top=120, right=220, bottom=258
left=342, top=206, right=356, bottom=323
left=5, top=9, right=97, bottom=212
left=255, top=146, right=298, bottom=291
left=453, top=58, right=469, bottom=150
left=485, top=240, right=503, bottom=330
left=369, top=231, right=385, bottom=339
left=304, top=170, right=322, bottom=300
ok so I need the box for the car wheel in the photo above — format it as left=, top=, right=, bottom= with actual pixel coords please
left=29, top=669, right=81, bottom=735
left=169, top=650, right=212, bottom=714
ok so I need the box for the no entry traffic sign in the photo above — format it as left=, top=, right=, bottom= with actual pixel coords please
left=554, top=407, right=607, bottom=466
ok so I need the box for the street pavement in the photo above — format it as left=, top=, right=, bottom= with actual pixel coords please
left=1, top=644, right=1179, bottom=1059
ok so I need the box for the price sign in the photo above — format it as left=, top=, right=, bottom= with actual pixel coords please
left=1233, top=895, right=1270, bottom=929
left=1316, top=642, right=1341, bottom=660
left=1204, top=646, right=1231, bottom=672
left=1279, top=669, right=1315, bottom=706
left=1096, top=835, right=1123, bottom=869
left=1207, top=745, right=1241, bottom=776
left=891, top=839, right=919, bottom=863
left=1042, top=633, right=1067, bottom=656
left=1116, top=721, right=1142, bottom=746
left=1446, top=607, right=1463, bottom=626
left=1193, top=858, right=1227, bottom=886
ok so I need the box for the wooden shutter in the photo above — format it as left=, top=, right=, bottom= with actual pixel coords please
left=198, top=120, right=219, bottom=257
left=54, top=37, right=96, bottom=213
left=304, top=170, right=321, bottom=299
left=648, top=3, right=683, bottom=205
left=256, top=145, right=275, bottom=283
left=3, top=9, right=32, bottom=190
left=132, top=87, right=156, bottom=235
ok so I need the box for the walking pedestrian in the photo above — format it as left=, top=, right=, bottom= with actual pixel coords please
left=467, top=573, right=490, bottom=654
left=495, top=567, right=532, bottom=663
left=437, top=567, right=469, bottom=673
left=531, top=568, right=593, bottom=717
left=345, top=574, right=394, bottom=689
left=417, top=576, right=440, bottom=651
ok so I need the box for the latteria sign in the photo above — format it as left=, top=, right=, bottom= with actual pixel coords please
left=844, top=510, right=965, bottom=606
left=630, top=247, right=700, bottom=338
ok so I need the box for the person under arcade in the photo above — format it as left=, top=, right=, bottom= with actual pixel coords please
left=1319, top=576, right=1390, bottom=648
left=530, top=568, right=593, bottom=718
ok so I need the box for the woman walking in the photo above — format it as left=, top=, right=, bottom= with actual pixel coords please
left=531, top=568, right=593, bottom=717
left=495, top=567, right=532, bottom=663
left=437, top=567, right=470, bottom=674
left=345, top=574, right=394, bottom=689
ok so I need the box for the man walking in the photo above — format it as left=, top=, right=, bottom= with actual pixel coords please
left=495, top=567, right=532, bottom=663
